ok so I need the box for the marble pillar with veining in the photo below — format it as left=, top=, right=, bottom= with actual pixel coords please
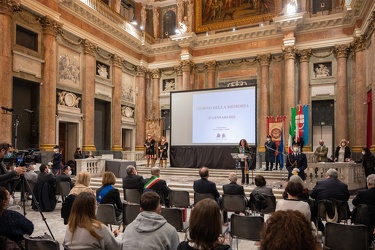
left=111, top=54, right=123, bottom=151
left=298, top=49, right=311, bottom=105
left=151, top=69, right=161, bottom=118
left=135, top=66, right=147, bottom=150
left=81, top=39, right=97, bottom=152
left=175, top=65, right=183, bottom=91
left=351, top=36, right=367, bottom=152
left=205, top=61, right=217, bottom=89
left=0, top=1, right=19, bottom=143
left=334, top=44, right=350, bottom=142
left=182, top=60, right=192, bottom=90
left=39, top=16, right=61, bottom=151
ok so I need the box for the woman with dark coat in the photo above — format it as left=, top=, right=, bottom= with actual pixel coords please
left=358, top=147, right=375, bottom=178
left=334, top=139, right=351, bottom=162
left=265, top=135, right=276, bottom=171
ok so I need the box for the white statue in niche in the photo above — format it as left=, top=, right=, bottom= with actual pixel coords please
left=97, top=64, right=108, bottom=78
left=178, top=21, right=188, bottom=34
left=314, top=64, right=330, bottom=77
left=164, top=80, right=176, bottom=91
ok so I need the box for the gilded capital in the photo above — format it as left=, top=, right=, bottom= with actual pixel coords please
left=334, top=44, right=350, bottom=59
left=180, top=60, right=194, bottom=72
left=298, top=49, right=311, bottom=62
left=151, top=68, right=160, bottom=79
left=81, top=39, right=97, bottom=56
left=0, top=0, right=20, bottom=16
left=112, top=54, right=123, bottom=67
left=136, top=66, right=147, bottom=77
left=257, top=54, right=271, bottom=66
left=174, top=65, right=183, bottom=76
left=282, top=46, right=296, bottom=60
left=351, top=35, right=366, bottom=53
left=40, top=16, right=63, bottom=36
left=204, top=61, right=217, bottom=71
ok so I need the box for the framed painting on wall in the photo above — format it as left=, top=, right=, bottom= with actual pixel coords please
left=195, top=0, right=282, bottom=33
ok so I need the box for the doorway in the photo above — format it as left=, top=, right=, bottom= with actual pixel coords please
left=59, top=121, right=78, bottom=164
left=122, top=128, right=132, bottom=151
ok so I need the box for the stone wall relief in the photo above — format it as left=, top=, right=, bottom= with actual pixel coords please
left=162, top=78, right=176, bottom=92
left=58, top=45, right=81, bottom=87
left=217, top=79, right=257, bottom=88
left=121, top=105, right=135, bottom=123
left=96, top=61, right=110, bottom=79
left=313, top=62, right=332, bottom=78
left=57, top=91, right=82, bottom=114
left=122, top=72, right=135, bottom=103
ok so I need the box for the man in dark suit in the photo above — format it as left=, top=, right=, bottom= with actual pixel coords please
left=286, top=142, right=307, bottom=180
left=223, top=172, right=245, bottom=196
left=144, top=166, right=170, bottom=206
left=193, top=166, right=220, bottom=200
left=56, top=165, right=74, bottom=189
left=122, top=165, right=144, bottom=190
left=37, top=164, right=56, bottom=186
left=352, top=174, right=375, bottom=207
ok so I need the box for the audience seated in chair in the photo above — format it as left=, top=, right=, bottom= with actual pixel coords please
left=121, top=191, right=179, bottom=250
left=260, top=210, right=319, bottom=250
left=143, top=167, right=170, bottom=206
left=282, top=175, right=309, bottom=201
left=56, top=165, right=74, bottom=189
left=222, top=172, right=246, bottom=222
left=63, top=192, right=121, bottom=249
left=32, top=164, right=57, bottom=212
left=0, top=187, right=34, bottom=246
left=68, top=171, right=95, bottom=196
left=122, top=165, right=144, bottom=192
left=177, top=198, right=230, bottom=250
left=193, top=166, right=220, bottom=203
left=251, top=175, right=274, bottom=196
left=96, top=171, right=122, bottom=221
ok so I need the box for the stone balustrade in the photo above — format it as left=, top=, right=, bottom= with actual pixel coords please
left=75, top=158, right=106, bottom=177
left=122, top=151, right=145, bottom=161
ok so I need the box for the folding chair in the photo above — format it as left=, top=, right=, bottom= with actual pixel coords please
left=23, top=234, right=59, bottom=250
left=229, top=214, right=264, bottom=249
left=123, top=202, right=141, bottom=228
left=96, top=204, right=122, bottom=231
left=169, top=190, right=191, bottom=208
left=55, top=181, right=71, bottom=202
left=222, top=194, right=248, bottom=214
left=193, top=192, right=215, bottom=206
left=123, top=189, right=142, bottom=204
left=324, top=222, right=368, bottom=250
left=161, top=207, right=189, bottom=232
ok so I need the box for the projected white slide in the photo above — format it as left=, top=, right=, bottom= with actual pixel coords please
left=171, top=86, right=257, bottom=146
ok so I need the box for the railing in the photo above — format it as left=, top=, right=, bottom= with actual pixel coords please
left=304, top=162, right=366, bottom=190
left=75, top=158, right=106, bottom=177
left=122, top=151, right=145, bottom=161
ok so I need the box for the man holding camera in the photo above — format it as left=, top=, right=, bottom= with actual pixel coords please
left=0, top=142, right=26, bottom=192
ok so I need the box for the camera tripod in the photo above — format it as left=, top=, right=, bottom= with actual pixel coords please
left=11, top=174, right=55, bottom=240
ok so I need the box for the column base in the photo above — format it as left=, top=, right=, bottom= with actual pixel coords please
left=303, top=146, right=312, bottom=152
left=111, top=145, right=123, bottom=151
left=258, top=146, right=265, bottom=152
left=351, top=146, right=364, bottom=153
left=82, top=145, right=96, bottom=151
left=39, top=144, right=56, bottom=151
left=371, top=145, right=375, bottom=152
left=135, top=146, right=145, bottom=151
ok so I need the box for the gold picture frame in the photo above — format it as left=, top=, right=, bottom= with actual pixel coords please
left=195, top=0, right=283, bottom=33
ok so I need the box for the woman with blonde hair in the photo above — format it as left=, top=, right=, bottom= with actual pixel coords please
left=177, top=198, right=230, bottom=250
left=334, top=139, right=351, bottom=162
left=69, top=171, right=94, bottom=196
left=96, top=171, right=122, bottom=220
left=63, top=192, right=121, bottom=249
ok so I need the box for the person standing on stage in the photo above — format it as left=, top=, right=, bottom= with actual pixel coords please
left=314, top=139, right=328, bottom=162
left=334, top=139, right=351, bottom=162
left=158, top=136, right=168, bottom=168
left=265, top=135, right=276, bottom=171
left=144, top=134, right=156, bottom=168
left=286, top=142, right=307, bottom=180
left=238, top=139, right=251, bottom=185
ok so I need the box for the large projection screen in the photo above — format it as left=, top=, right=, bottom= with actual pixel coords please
left=170, top=85, right=257, bottom=146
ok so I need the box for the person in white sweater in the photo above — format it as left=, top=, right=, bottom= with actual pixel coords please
left=276, top=181, right=311, bottom=220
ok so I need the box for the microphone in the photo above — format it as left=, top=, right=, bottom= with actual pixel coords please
left=24, top=109, right=34, bottom=114
left=1, top=106, right=13, bottom=112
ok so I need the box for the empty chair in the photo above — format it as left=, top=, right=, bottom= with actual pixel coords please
left=169, top=190, right=190, bottom=208
left=124, top=189, right=142, bottom=204
left=123, top=202, right=141, bottom=227
left=324, top=222, right=368, bottom=250
left=23, top=234, right=59, bottom=250
left=229, top=214, right=264, bottom=248
left=96, top=204, right=122, bottom=231
left=55, top=181, right=71, bottom=202
left=161, top=207, right=188, bottom=232
left=222, top=194, right=248, bottom=214
left=193, top=192, right=215, bottom=205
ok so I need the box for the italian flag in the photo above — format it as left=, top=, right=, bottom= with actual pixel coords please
left=288, top=107, right=296, bottom=154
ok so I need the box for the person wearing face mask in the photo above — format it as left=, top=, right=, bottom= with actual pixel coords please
left=0, top=142, right=26, bottom=192
left=286, top=142, right=307, bottom=180
left=356, top=147, right=375, bottom=178
left=334, top=139, right=351, bottom=162
left=51, top=145, right=62, bottom=175
left=33, top=164, right=57, bottom=211
left=57, top=165, right=74, bottom=189
left=144, top=134, right=156, bottom=168
left=314, top=139, right=328, bottom=162
left=158, top=136, right=168, bottom=168
left=264, top=135, right=276, bottom=171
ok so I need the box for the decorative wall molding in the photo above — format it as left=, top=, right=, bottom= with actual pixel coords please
left=12, top=50, right=44, bottom=78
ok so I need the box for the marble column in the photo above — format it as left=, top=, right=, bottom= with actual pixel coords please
left=282, top=46, right=297, bottom=139
left=333, top=44, right=350, bottom=143
left=81, top=39, right=97, bottom=152
left=153, top=7, right=159, bottom=39
left=151, top=69, right=161, bottom=119
left=135, top=66, right=147, bottom=151
left=204, top=61, right=217, bottom=89
left=257, top=54, right=271, bottom=150
left=39, top=16, right=62, bottom=151
left=272, top=60, right=282, bottom=115
left=351, top=36, right=367, bottom=153
left=0, top=1, right=19, bottom=143
left=113, top=0, right=121, bottom=13
left=174, top=65, right=183, bottom=91
left=181, top=60, right=192, bottom=90
left=111, top=54, right=123, bottom=151
left=298, top=49, right=311, bottom=105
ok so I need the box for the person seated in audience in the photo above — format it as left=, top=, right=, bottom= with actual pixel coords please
left=178, top=198, right=230, bottom=250
left=121, top=191, right=179, bottom=250
left=276, top=181, right=311, bottom=220
left=63, top=192, right=122, bottom=249
left=37, top=164, right=56, bottom=186
left=223, top=172, right=245, bottom=196
left=69, top=171, right=95, bottom=196
left=24, top=163, right=38, bottom=184
left=260, top=210, right=318, bottom=250
left=96, top=171, right=122, bottom=221
left=0, top=187, right=34, bottom=246
left=193, top=166, right=220, bottom=202
left=282, top=175, right=309, bottom=201
left=144, top=166, right=170, bottom=206
left=73, top=147, right=84, bottom=159
left=57, top=165, right=74, bottom=189
left=251, top=175, right=274, bottom=196
left=122, top=165, right=144, bottom=191
left=33, top=164, right=57, bottom=211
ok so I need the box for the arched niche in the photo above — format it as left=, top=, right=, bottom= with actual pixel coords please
left=163, top=10, right=176, bottom=38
